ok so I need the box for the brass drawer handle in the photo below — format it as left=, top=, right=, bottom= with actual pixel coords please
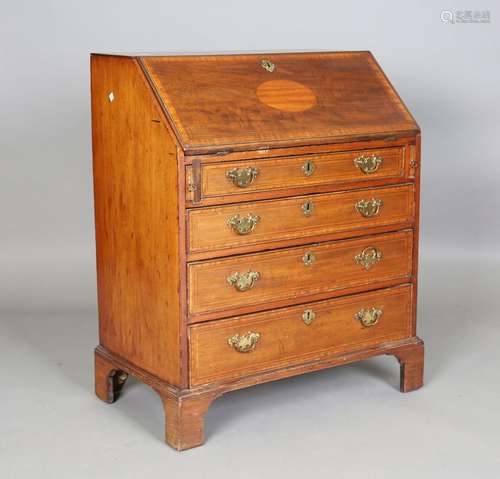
left=226, top=167, right=259, bottom=188
left=227, top=213, right=260, bottom=235
left=355, top=246, right=382, bottom=270
left=355, top=198, right=383, bottom=217
left=356, top=307, right=382, bottom=327
left=301, top=200, right=315, bottom=216
left=302, top=160, right=316, bottom=177
left=228, top=331, right=261, bottom=353
left=227, top=271, right=261, bottom=292
left=302, top=309, right=316, bottom=325
left=354, top=154, right=383, bottom=174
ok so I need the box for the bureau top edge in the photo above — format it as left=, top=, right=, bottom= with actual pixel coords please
left=181, top=128, right=421, bottom=159
left=91, top=50, right=374, bottom=58
left=181, top=133, right=419, bottom=165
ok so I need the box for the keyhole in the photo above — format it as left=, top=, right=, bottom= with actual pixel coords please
left=302, top=251, right=316, bottom=266
left=301, top=201, right=314, bottom=216
left=302, top=160, right=316, bottom=177
left=302, top=309, right=316, bottom=325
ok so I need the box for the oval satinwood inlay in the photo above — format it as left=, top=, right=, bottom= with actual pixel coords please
left=256, top=80, right=316, bottom=112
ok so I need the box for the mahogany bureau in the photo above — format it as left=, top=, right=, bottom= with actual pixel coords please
left=91, top=51, right=424, bottom=450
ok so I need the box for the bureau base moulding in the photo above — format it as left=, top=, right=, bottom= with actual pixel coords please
left=95, top=337, right=423, bottom=451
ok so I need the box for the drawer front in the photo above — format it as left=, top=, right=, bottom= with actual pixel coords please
left=188, top=184, right=414, bottom=254
left=187, top=147, right=406, bottom=200
left=188, top=230, right=413, bottom=317
left=189, top=285, right=413, bottom=386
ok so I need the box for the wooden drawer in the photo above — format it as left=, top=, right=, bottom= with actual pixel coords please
left=188, top=184, right=414, bottom=255
left=188, top=230, right=413, bottom=319
left=186, top=146, right=406, bottom=202
left=189, top=284, right=413, bottom=386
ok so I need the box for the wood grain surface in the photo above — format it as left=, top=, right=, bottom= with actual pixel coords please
left=141, top=52, right=418, bottom=153
left=91, top=55, right=184, bottom=386
left=188, top=184, right=414, bottom=254
left=188, top=230, right=413, bottom=318
left=186, top=146, right=405, bottom=202
left=189, top=284, right=413, bottom=385
left=91, top=52, right=423, bottom=450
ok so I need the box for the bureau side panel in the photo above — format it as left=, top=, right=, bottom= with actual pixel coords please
left=91, top=55, right=183, bottom=386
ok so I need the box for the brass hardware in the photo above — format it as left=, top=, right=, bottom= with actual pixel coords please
left=301, top=200, right=315, bottom=216
left=228, top=331, right=261, bottom=353
left=187, top=181, right=197, bottom=192
left=302, top=251, right=316, bottom=266
left=354, top=154, right=383, bottom=174
left=355, top=308, right=382, bottom=327
left=227, top=271, right=261, bottom=292
left=355, top=246, right=382, bottom=270
left=302, top=309, right=316, bottom=325
left=227, top=213, right=261, bottom=235
left=116, top=372, right=128, bottom=384
left=409, top=145, right=417, bottom=178
left=226, top=167, right=259, bottom=188
left=261, top=59, right=276, bottom=73
left=302, top=160, right=316, bottom=177
left=191, top=158, right=202, bottom=203
left=355, top=198, right=383, bottom=217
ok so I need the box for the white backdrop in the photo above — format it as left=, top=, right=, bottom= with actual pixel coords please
left=1, top=0, right=499, bottom=310
left=1, top=1, right=499, bottom=477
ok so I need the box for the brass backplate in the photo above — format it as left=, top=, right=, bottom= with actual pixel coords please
left=355, top=246, right=382, bottom=270
left=228, top=331, right=261, bottom=353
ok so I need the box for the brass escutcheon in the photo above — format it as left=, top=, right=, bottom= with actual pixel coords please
left=302, top=309, right=316, bottom=325
left=354, top=154, right=383, bottom=174
left=355, top=307, right=382, bottom=327
left=302, top=251, right=316, bottom=266
left=355, top=246, right=382, bottom=270
left=227, top=271, right=261, bottom=292
left=261, top=59, right=276, bottom=73
left=302, top=160, right=316, bottom=177
left=228, top=331, right=261, bottom=353
left=227, top=213, right=260, bottom=235
left=226, top=167, right=259, bottom=188
left=355, top=198, right=383, bottom=217
left=301, top=200, right=315, bottom=216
